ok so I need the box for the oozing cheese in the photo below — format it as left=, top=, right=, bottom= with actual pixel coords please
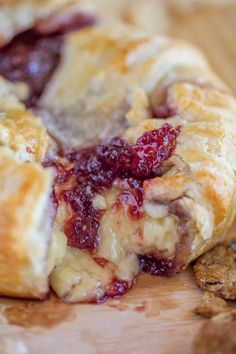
left=49, top=186, right=179, bottom=303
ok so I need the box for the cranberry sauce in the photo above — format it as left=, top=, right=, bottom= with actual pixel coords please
left=95, top=279, right=130, bottom=304
left=0, top=31, right=62, bottom=107
left=139, top=255, right=175, bottom=276
left=0, top=14, right=96, bottom=107
left=47, top=124, right=180, bottom=251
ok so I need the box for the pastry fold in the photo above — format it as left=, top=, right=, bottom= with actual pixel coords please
left=124, top=82, right=236, bottom=267
left=0, top=0, right=165, bottom=47
left=0, top=78, right=52, bottom=299
left=0, top=152, right=52, bottom=299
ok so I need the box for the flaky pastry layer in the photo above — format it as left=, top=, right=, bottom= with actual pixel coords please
left=0, top=0, right=166, bottom=47
left=0, top=77, right=52, bottom=298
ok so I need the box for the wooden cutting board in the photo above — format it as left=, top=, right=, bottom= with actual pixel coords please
left=1, top=5, right=236, bottom=354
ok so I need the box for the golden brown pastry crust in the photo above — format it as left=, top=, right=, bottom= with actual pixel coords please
left=90, top=0, right=167, bottom=34
left=0, top=0, right=95, bottom=45
left=0, top=0, right=166, bottom=47
left=0, top=78, right=51, bottom=299
left=0, top=152, right=52, bottom=299
left=39, top=25, right=226, bottom=147
left=126, top=82, right=236, bottom=266
left=0, top=77, right=49, bottom=162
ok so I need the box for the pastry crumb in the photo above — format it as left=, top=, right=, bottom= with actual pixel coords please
left=195, top=292, right=229, bottom=318
left=194, top=311, right=236, bottom=354
left=194, top=244, right=236, bottom=300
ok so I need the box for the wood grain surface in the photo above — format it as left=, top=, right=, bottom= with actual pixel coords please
left=1, top=4, right=236, bottom=354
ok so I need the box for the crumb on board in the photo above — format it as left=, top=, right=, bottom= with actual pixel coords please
left=193, top=244, right=236, bottom=300
left=195, top=292, right=229, bottom=318
left=194, top=310, right=236, bottom=354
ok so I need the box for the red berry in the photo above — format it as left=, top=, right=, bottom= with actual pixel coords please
left=46, top=124, right=180, bottom=250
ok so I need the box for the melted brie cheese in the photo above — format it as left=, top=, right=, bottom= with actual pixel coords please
left=49, top=186, right=179, bottom=303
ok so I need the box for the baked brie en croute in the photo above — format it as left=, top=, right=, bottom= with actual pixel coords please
left=0, top=1, right=236, bottom=303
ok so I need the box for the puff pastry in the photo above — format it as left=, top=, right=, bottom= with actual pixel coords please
left=0, top=1, right=236, bottom=302
left=0, top=77, right=51, bottom=299
left=0, top=0, right=166, bottom=47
